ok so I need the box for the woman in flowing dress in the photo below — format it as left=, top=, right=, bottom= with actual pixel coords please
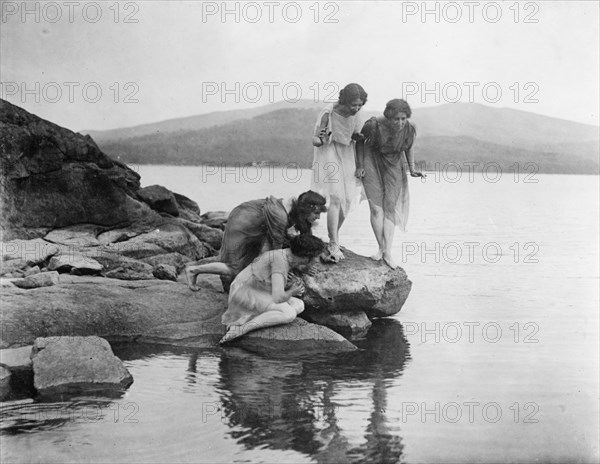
left=356, top=99, right=425, bottom=268
left=185, top=191, right=327, bottom=291
left=311, top=83, right=368, bottom=263
left=220, top=233, right=326, bottom=343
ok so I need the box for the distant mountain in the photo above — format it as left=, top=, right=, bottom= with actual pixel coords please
left=83, top=100, right=323, bottom=143
left=89, top=102, right=599, bottom=174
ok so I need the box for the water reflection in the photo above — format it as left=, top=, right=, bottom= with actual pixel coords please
left=213, top=319, right=411, bottom=463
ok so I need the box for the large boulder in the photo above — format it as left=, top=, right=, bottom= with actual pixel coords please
left=0, top=100, right=161, bottom=237
left=31, top=336, right=133, bottom=397
left=303, top=249, right=412, bottom=319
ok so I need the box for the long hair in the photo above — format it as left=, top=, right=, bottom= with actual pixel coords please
left=290, top=234, right=326, bottom=259
left=288, top=190, right=327, bottom=234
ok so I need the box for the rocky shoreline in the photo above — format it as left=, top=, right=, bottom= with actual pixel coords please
left=0, top=99, right=412, bottom=399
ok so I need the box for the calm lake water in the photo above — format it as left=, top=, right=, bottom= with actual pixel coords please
left=2, top=166, right=599, bottom=463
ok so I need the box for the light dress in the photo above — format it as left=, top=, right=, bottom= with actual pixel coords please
left=222, top=249, right=302, bottom=328
left=311, top=105, right=362, bottom=217
left=361, top=117, right=416, bottom=231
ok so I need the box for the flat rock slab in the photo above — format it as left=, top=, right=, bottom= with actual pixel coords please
left=44, top=224, right=103, bottom=247
left=0, top=345, right=33, bottom=371
left=32, top=336, right=133, bottom=397
left=303, top=249, right=412, bottom=318
left=1, top=274, right=228, bottom=349
left=229, top=318, right=357, bottom=355
left=48, top=254, right=103, bottom=274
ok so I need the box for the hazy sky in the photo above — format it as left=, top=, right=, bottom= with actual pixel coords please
left=1, top=1, right=599, bottom=131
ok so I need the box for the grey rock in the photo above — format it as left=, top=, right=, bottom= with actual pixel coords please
left=0, top=100, right=167, bottom=235
left=12, top=271, right=60, bottom=289
left=23, top=265, right=41, bottom=277
left=104, top=261, right=154, bottom=280
left=141, top=252, right=191, bottom=273
left=301, top=309, right=372, bottom=340
left=200, top=211, right=229, bottom=230
left=32, top=336, right=133, bottom=397
left=175, top=219, right=223, bottom=251
left=0, top=345, right=33, bottom=371
left=303, top=248, right=412, bottom=318
left=48, top=253, right=103, bottom=274
left=1, top=274, right=228, bottom=348
left=44, top=224, right=103, bottom=247
left=230, top=318, right=357, bottom=355
left=152, top=264, right=177, bottom=281
left=137, top=185, right=179, bottom=216
left=0, top=238, right=61, bottom=276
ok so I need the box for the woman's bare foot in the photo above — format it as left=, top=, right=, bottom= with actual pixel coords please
left=184, top=267, right=200, bottom=291
left=328, top=243, right=345, bottom=263
left=220, top=325, right=243, bottom=344
left=383, top=252, right=398, bottom=269
left=370, top=249, right=384, bottom=261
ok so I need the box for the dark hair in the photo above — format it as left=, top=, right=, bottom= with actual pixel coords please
left=290, top=234, right=326, bottom=259
left=384, top=99, right=412, bottom=119
left=338, top=83, right=368, bottom=106
left=289, top=190, right=327, bottom=234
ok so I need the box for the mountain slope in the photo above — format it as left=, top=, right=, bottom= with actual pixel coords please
left=94, top=103, right=599, bottom=174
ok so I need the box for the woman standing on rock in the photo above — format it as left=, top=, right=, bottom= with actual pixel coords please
left=311, top=83, right=368, bottom=263
left=356, top=99, right=425, bottom=269
left=220, top=234, right=326, bottom=343
left=185, top=191, right=327, bottom=291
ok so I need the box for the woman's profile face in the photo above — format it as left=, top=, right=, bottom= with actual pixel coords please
left=389, top=111, right=408, bottom=129
left=307, top=211, right=321, bottom=224
left=346, top=98, right=364, bottom=115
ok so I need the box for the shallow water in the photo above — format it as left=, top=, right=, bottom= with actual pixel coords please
left=1, top=169, right=598, bottom=463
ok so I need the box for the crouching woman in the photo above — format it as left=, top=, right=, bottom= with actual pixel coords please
left=220, top=234, right=326, bottom=343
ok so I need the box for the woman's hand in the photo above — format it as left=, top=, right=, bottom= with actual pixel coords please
left=355, top=167, right=366, bottom=178
left=289, top=279, right=305, bottom=297
left=312, top=136, right=324, bottom=147
left=410, top=170, right=426, bottom=178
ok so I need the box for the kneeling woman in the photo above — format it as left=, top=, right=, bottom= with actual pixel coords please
left=220, top=234, right=326, bottom=343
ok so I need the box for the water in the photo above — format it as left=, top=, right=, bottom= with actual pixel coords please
left=2, top=167, right=598, bottom=463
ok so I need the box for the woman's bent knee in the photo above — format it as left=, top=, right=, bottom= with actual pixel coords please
left=289, top=297, right=305, bottom=315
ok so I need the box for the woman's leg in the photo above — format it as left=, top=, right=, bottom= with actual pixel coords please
left=220, top=302, right=297, bottom=343
left=368, top=202, right=385, bottom=260
left=325, top=196, right=345, bottom=262
left=185, top=262, right=233, bottom=291
left=382, top=217, right=397, bottom=268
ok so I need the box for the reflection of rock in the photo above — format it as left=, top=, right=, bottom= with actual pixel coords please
left=216, top=320, right=410, bottom=461
left=32, top=336, right=133, bottom=397
left=230, top=318, right=357, bottom=355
